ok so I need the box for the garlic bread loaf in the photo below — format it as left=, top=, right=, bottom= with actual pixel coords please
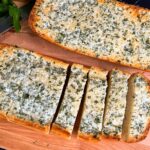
left=122, top=74, right=150, bottom=142
left=78, top=67, right=108, bottom=140
left=29, top=0, right=150, bottom=71
left=0, top=44, right=69, bottom=133
left=52, top=64, right=88, bottom=137
left=102, top=69, right=130, bottom=139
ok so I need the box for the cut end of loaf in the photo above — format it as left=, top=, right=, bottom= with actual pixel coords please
left=122, top=73, right=150, bottom=142
left=122, top=76, right=135, bottom=142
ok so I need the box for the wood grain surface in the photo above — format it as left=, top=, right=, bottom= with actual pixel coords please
left=0, top=21, right=150, bottom=150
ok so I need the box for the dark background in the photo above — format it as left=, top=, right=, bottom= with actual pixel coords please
left=119, top=0, right=150, bottom=9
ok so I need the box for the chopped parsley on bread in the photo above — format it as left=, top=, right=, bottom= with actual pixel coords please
left=0, top=44, right=150, bottom=142
left=78, top=67, right=108, bottom=140
left=29, top=0, right=150, bottom=71
left=52, top=64, right=88, bottom=138
left=122, top=73, right=150, bottom=142
left=102, top=69, right=130, bottom=139
left=0, top=44, right=69, bottom=133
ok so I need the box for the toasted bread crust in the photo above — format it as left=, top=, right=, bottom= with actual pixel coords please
left=102, top=132, right=121, bottom=139
left=51, top=124, right=71, bottom=139
left=0, top=112, right=7, bottom=119
left=0, top=114, right=6, bottom=120
left=78, top=132, right=101, bottom=141
left=28, top=0, right=150, bottom=72
left=7, top=114, right=50, bottom=134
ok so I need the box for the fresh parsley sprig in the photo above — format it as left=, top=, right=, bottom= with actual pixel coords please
left=0, top=0, right=21, bottom=32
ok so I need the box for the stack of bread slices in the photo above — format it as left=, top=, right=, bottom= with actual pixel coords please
left=0, top=44, right=149, bottom=143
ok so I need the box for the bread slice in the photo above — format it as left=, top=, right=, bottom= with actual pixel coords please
left=122, top=73, right=150, bottom=142
left=29, top=0, right=150, bottom=71
left=0, top=92, right=13, bottom=119
left=102, top=69, right=130, bottom=139
left=52, top=64, right=88, bottom=138
left=78, top=67, right=108, bottom=140
left=0, top=43, right=69, bottom=133
left=0, top=44, right=18, bottom=118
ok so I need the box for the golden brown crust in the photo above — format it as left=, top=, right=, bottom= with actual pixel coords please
left=51, top=124, right=71, bottom=139
left=7, top=114, right=50, bottom=134
left=28, top=0, right=150, bottom=72
left=0, top=115, right=6, bottom=120
left=0, top=43, right=9, bottom=49
left=0, top=43, right=14, bottom=57
left=0, top=112, right=7, bottom=119
left=78, top=132, right=101, bottom=141
left=102, top=133, right=121, bottom=140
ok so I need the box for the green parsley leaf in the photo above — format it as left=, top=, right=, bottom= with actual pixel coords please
left=9, top=5, right=21, bottom=32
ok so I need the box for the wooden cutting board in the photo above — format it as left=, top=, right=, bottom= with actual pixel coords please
left=0, top=21, right=150, bottom=150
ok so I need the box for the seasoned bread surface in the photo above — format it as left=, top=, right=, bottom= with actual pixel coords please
left=78, top=67, right=108, bottom=140
left=52, top=64, right=88, bottom=137
left=0, top=43, right=68, bottom=133
left=29, top=0, right=150, bottom=71
left=0, top=44, right=150, bottom=142
left=122, top=74, right=150, bottom=142
left=102, top=69, right=130, bottom=139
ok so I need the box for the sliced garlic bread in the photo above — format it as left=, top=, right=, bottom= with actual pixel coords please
left=0, top=44, right=19, bottom=118
left=29, top=0, right=150, bottom=71
left=102, top=69, right=130, bottom=139
left=52, top=64, right=88, bottom=137
left=122, top=74, right=150, bottom=142
left=0, top=44, right=68, bottom=133
left=78, top=67, right=108, bottom=140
